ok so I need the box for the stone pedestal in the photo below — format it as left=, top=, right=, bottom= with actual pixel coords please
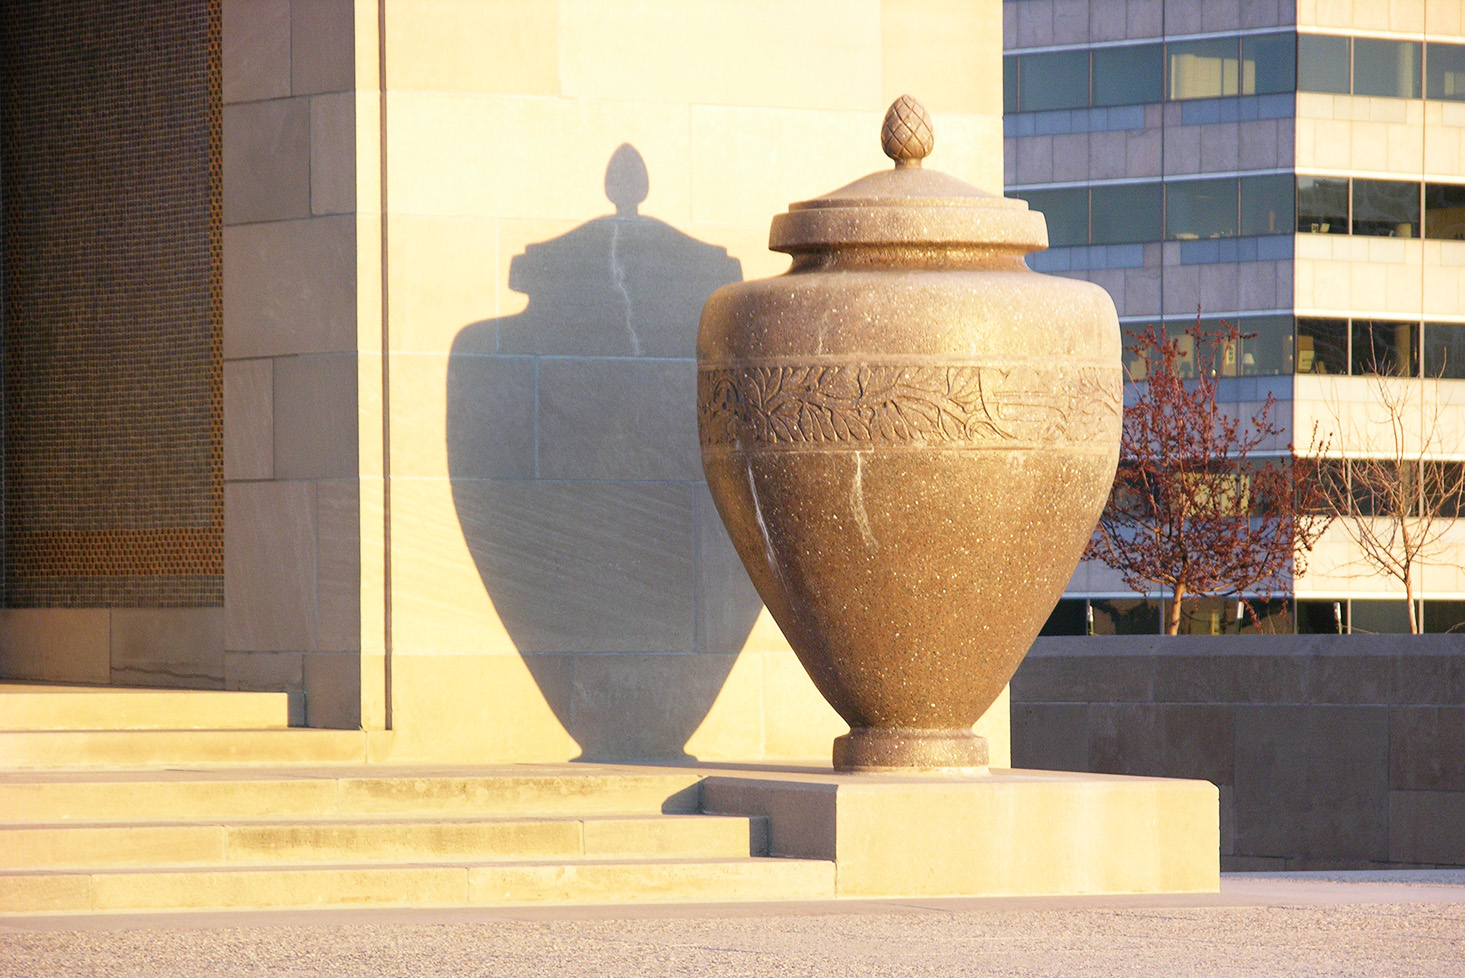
left=702, top=768, right=1219, bottom=897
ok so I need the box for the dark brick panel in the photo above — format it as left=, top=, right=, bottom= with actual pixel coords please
left=1, top=1, right=222, bottom=606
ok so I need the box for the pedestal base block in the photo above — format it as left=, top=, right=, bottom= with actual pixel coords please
left=832, top=727, right=989, bottom=773
left=702, top=768, right=1219, bottom=898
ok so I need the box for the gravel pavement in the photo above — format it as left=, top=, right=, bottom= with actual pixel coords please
left=2, top=874, right=1463, bottom=978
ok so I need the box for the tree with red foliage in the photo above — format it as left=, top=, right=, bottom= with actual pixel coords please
left=1085, top=320, right=1332, bottom=635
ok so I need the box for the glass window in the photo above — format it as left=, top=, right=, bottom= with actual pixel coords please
left=1089, top=598, right=1160, bottom=635
left=1353, top=37, right=1422, bottom=99
left=1039, top=599, right=1087, bottom=636
left=1424, top=600, right=1465, bottom=634
left=1168, top=36, right=1240, bottom=100
left=1295, top=317, right=1348, bottom=375
left=1296, top=176, right=1348, bottom=234
left=1240, top=174, right=1294, bottom=236
left=1423, top=322, right=1465, bottom=379
left=1168, top=597, right=1237, bottom=636
left=1090, top=183, right=1163, bottom=244
left=1093, top=43, right=1164, bottom=107
left=1298, top=34, right=1350, bottom=93
left=1422, top=461, right=1465, bottom=519
left=1018, top=187, right=1089, bottom=247
left=1241, top=32, right=1296, bottom=96
left=1424, top=183, right=1465, bottom=240
left=1352, top=319, right=1418, bottom=376
left=1237, top=314, right=1294, bottom=376
left=1239, top=599, right=1294, bottom=635
left=1348, top=459, right=1406, bottom=517
left=1427, top=41, right=1465, bottom=102
left=1352, top=178, right=1419, bottom=238
left=1350, top=599, right=1413, bottom=634
left=1004, top=55, right=1019, bottom=114
left=1306, top=458, right=1348, bottom=515
left=1166, top=177, right=1238, bottom=240
left=1296, top=598, right=1345, bottom=634
left=1020, top=49, right=1090, bottom=112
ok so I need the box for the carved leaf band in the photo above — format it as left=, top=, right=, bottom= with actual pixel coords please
left=698, top=362, right=1120, bottom=450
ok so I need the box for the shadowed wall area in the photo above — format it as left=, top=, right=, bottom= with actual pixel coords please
left=447, top=145, right=762, bottom=760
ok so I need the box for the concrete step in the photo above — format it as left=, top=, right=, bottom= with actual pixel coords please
left=0, top=729, right=371, bottom=769
left=0, top=684, right=292, bottom=732
left=0, top=767, right=706, bottom=821
left=0, top=856, right=836, bottom=913
left=0, top=813, right=769, bottom=869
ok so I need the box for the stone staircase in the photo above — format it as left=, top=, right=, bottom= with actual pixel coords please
left=0, top=686, right=835, bottom=914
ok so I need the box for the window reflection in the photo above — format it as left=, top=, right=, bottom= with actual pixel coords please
left=1427, top=42, right=1465, bottom=102
left=1241, top=33, right=1296, bottom=96
left=1093, top=43, right=1164, bottom=107
left=1425, top=183, right=1465, bottom=240
left=1298, top=34, right=1350, bottom=93
left=1006, top=32, right=1447, bottom=113
left=1020, top=49, right=1090, bottom=112
left=1168, top=37, right=1240, bottom=100
left=1167, top=597, right=1236, bottom=636
left=1352, top=38, right=1421, bottom=99
left=1018, top=175, right=1465, bottom=248
left=1240, top=174, right=1294, bottom=237
left=1166, top=178, right=1238, bottom=240
left=1352, top=178, right=1419, bottom=237
left=1297, top=176, right=1348, bottom=234
left=1239, top=314, right=1294, bottom=375
left=1346, top=459, right=1403, bottom=518
left=1238, top=600, right=1294, bottom=635
left=1423, top=599, right=1465, bottom=633
left=1295, top=318, right=1348, bottom=375
left=1423, top=462, right=1464, bottom=519
left=1296, top=599, right=1344, bottom=634
left=1089, top=598, right=1160, bottom=636
left=1018, top=187, right=1088, bottom=247
left=1350, top=598, right=1413, bottom=634
left=1351, top=319, right=1417, bottom=376
left=1039, top=599, right=1087, bottom=637
left=1091, top=183, right=1163, bottom=245
left=1423, top=322, right=1465, bottom=379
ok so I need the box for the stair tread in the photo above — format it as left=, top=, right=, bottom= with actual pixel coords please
left=0, top=812, right=753, bottom=828
left=1, top=855, right=824, bottom=877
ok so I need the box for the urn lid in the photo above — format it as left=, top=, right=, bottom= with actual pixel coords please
left=769, top=95, right=1048, bottom=255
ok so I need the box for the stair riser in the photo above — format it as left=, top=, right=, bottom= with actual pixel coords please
left=0, top=730, right=368, bottom=769
left=0, top=775, right=705, bottom=822
left=0, top=692, right=290, bottom=732
left=0, top=817, right=767, bottom=869
left=0, top=860, right=834, bottom=914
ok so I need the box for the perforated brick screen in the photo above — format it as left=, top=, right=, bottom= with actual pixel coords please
left=1, top=1, right=222, bottom=606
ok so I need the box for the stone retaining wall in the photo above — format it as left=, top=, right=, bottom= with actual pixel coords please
left=1013, top=635, right=1465, bottom=870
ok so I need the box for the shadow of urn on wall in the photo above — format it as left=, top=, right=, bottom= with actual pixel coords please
left=697, top=97, right=1123, bottom=772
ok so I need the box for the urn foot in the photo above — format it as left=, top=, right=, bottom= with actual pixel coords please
left=833, top=727, right=989, bottom=773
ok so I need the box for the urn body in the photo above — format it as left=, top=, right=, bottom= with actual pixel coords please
left=697, top=100, right=1123, bottom=771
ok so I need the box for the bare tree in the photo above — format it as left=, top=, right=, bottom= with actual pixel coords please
left=1320, top=366, right=1465, bottom=634
left=1086, top=320, right=1332, bottom=635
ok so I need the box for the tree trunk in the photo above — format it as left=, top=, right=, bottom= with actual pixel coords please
left=1406, top=567, right=1419, bottom=634
left=1167, top=584, right=1185, bottom=635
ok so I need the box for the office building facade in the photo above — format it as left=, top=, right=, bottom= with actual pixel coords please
left=1005, top=0, right=1465, bottom=634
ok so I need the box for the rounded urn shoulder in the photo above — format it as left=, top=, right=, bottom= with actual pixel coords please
left=697, top=266, right=1120, bottom=365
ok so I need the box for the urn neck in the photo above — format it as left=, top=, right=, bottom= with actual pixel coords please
left=788, top=246, right=1032, bottom=273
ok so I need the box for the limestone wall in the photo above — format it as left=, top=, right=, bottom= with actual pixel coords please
left=363, top=0, right=1012, bottom=763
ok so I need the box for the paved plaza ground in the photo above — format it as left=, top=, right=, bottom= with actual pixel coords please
left=1, top=873, right=1463, bottom=977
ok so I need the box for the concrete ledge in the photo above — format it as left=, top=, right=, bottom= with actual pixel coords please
left=702, top=768, right=1219, bottom=898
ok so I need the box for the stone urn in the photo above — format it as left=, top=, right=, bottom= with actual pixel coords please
left=696, top=97, right=1123, bottom=772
